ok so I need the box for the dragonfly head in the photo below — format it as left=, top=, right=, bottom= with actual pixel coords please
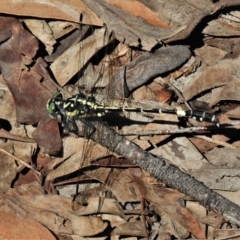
left=46, top=92, right=63, bottom=117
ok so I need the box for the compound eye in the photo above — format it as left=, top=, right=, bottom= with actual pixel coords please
left=46, top=92, right=63, bottom=116
left=46, top=100, right=56, bottom=115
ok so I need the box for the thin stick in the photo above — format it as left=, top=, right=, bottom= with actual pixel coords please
left=0, top=148, right=41, bottom=176
left=122, top=126, right=214, bottom=136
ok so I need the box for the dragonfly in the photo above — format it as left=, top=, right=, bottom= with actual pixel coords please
left=46, top=16, right=219, bottom=215
left=46, top=91, right=219, bottom=133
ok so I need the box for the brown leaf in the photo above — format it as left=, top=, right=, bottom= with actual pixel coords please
left=32, top=118, right=61, bottom=155
left=2, top=187, right=109, bottom=237
left=106, top=0, right=170, bottom=28
left=189, top=163, right=240, bottom=191
left=0, top=29, right=11, bottom=43
left=151, top=136, right=207, bottom=171
left=75, top=197, right=125, bottom=217
left=0, top=0, right=102, bottom=26
left=189, top=137, right=217, bottom=153
left=7, top=71, right=49, bottom=124
left=129, top=171, right=205, bottom=239
left=0, top=17, right=38, bottom=67
left=214, top=229, right=240, bottom=239
left=82, top=0, right=217, bottom=50
left=73, top=168, right=141, bottom=204
left=0, top=211, right=56, bottom=240
left=24, top=19, right=57, bottom=55
left=112, top=220, right=146, bottom=237
left=209, top=80, right=240, bottom=106
left=0, top=142, right=17, bottom=193
left=0, top=75, right=16, bottom=121
left=203, top=15, right=240, bottom=36
left=50, top=28, right=106, bottom=86
left=205, top=148, right=240, bottom=167
left=46, top=137, right=112, bottom=181
left=182, top=63, right=234, bottom=101
left=0, top=16, right=62, bottom=154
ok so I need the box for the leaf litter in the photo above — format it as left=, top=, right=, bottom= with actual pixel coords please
left=0, top=1, right=240, bottom=239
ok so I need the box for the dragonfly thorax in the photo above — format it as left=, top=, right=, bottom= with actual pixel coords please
left=47, top=92, right=106, bottom=119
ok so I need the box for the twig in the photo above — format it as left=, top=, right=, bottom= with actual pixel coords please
left=77, top=119, right=240, bottom=225
left=0, top=129, right=35, bottom=143
left=0, top=148, right=41, bottom=177
left=122, top=126, right=215, bottom=136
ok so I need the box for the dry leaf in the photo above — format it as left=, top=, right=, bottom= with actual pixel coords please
left=130, top=170, right=205, bottom=239
left=24, top=19, right=57, bottom=55
left=0, top=211, right=56, bottom=240
left=50, top=28, right=105, bottom=86
left=0, top=0, right=102, bottom=25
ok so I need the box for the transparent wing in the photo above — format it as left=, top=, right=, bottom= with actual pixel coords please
left=69, top=12, right=123, bottom=210
left=47, top=10, right=131, bottom=213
